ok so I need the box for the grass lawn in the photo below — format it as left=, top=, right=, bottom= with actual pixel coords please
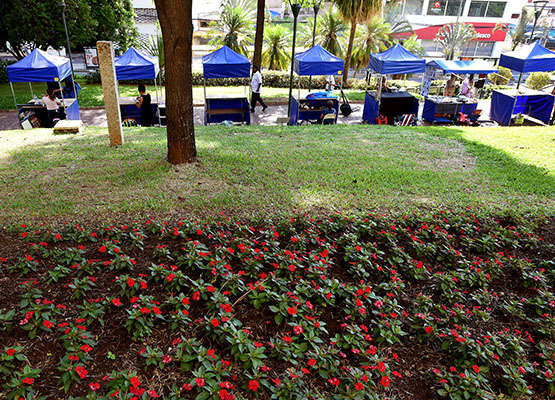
left=0, top=82, right=369, bottom=110
left=0, top=124, right=554, bottom=225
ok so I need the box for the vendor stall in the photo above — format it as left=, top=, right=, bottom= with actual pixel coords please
left=289, top=45, right=344, bottom=125
left=6, top=49, right=80, bottom=128
left=362, top=45, right=424, bottom=124
left=491, top=43, right=555, bottom=125
left=115, top=47, right=161, bottom=126
left=202, top=46, right=251, bottom=125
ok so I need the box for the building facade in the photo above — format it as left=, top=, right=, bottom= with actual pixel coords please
left=400, top=0, right=529, bottom=58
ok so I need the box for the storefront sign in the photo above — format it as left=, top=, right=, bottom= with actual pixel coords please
left=397, top=23, right=507, bottom=42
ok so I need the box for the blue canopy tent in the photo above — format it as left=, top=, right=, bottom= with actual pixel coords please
left=114, top=47, right=162, bottom=126
left=201, top=46, right=251, bottom=125
left=363, top=45, right=425, bottom=124
left=491, top=43, right=555, bottom=125
left=6, top=48, right=80, bottom=125
left=426, top=59, right=498, bottom=75
left=289, top=45, right=345, bottom=125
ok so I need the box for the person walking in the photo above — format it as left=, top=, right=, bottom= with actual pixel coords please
left=250, top=65, right=268, bottom=113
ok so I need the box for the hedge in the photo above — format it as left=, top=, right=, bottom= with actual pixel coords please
left=0, top=60, right=16, bottom=84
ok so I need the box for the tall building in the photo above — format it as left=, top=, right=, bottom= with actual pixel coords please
left=399, top=0, right=529, bottom=58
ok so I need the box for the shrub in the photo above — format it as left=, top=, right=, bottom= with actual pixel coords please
left=488, top=67, right=512, bottom=85
left=525, top=72, right=551, bottom=90
left=0, top=60, right=16, bottom=84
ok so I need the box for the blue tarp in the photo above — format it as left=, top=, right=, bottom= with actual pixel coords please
left=490, top=90, right=554, bottom=125
left=368, top=44, right=425, bottom=75
left=499, top=42, right=555, bottom=73
left=293, top=45, right=344, bottom=76
left=427, top=59, right=498, bottom=74
left=7, top=49, right=72, bottom=83
left=202, top=46, right=251, bottom=79
left=115, top=47, right=160, bottom=80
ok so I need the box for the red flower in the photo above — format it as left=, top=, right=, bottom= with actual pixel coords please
left=380, top=376, right=390, bottom=388
left=140, top=307, right=150, bottom=314
left=130, top=376, right=141, bottom=388
left=22, top=377, right=34, bottom=384
left=206, top=285, right=216, bottom=292
left=182, top=297, right=190, bottom=305
left=293, top=325, right=303, bottom=335
left=148, top=390, right=159, bottom=398
left=140, top=281, right=147, bottom=289
left=308, top=359, right=316, bottom=367
left=472, top=365, right=481, bottom=373
left=166, top=273, right=175, bottom=282
left=80, top=345, right=93, bottom=353
left=425, top=326, right=433, bottom=334
left=282, top=336, right=292, bottom=343
left=248, top=380, right=259, bottom=391
left=328, top=377, right=340, bottom=386
left=162, top=355, right=172, bottom=364
left=6, top=348, right=15, bottom=356
left=152, top=307, right=161, bottom=315
left=287, top=307, right=297, bottom=315
left=43, top=320, right=54, bottom=329
left=195, top=378, right=205, bottom=387
left=354, top=382, right=364, bottom=390
left=211, top=318, right=219, bottom=327
left=99, top=245, right=106, bottom=253
left=377, top=361, right=386, bottom=372
left=112, top=298, right=122, bottom=306
left=89, top=382, right=100, bottom=391
left=127, top=277, right=135, bottom=287
left=75, top=366, right=89, bottom=379
left=192, top=291, right=200, bottom=301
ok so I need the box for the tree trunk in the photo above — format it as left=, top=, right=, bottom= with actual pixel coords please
left=343, top=17, right=357, bottom=85
left=253, top=0, right=265, bottom=69
left=154, top=0, right=197, bottom=164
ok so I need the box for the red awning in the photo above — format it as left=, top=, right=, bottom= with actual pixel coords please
left=398, top=23, right=507, bottom=42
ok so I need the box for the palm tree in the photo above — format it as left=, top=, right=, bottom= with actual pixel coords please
left=335, top=0, right=382, bottom=84
left=494, top=7, right=530, bottom=50
left=208, top=0, right=256, bottom=56
left=401, top=34, right=425, bottom=56
left=351, top=17, right=391, bottom=75
left=262, top=24, right=291, bottom=70
left=299, top=7, right=346, bottom=57
left=434, top=23, right=477, bottom=60
left=385, top=3, right=413, bottom=39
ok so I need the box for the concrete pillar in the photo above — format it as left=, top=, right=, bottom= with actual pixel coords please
left=97, top=41, right=123, bottom=146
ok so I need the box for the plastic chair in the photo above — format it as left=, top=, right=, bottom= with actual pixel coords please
left=322, top=113, right=336, bottom=125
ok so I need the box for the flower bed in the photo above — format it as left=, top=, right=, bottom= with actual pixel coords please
left=0, top=211, right=553, bottom=399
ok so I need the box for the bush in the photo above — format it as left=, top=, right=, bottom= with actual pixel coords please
left=0, top=60, right=16, bottom=84
left=480, top=85, right=512, bottom=99
left=488, top=66, right=512, bottom=85
left=525, top=72, right=551, bottom=90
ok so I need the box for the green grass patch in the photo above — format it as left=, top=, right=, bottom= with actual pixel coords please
left=0, top=125, right=554, bottom=224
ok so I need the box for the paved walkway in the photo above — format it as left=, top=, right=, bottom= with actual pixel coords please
left=0, top=99, right=496, bottom=131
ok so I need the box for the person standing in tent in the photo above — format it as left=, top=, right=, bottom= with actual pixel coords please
left=460, top=74, right=474, bottom=98
left=136, top=83, right=152, bottom=127
left=41, top=88, right=62, bottom=127
left=325, top=75, right=338, bottom=92
left=250, top=66, right=268, bottom=113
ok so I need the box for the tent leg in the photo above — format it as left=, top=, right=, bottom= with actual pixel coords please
left=29, top=82, right=33, bottom=99
left=516, top=72, right=523, bottom=90
left=10, top=82, right=18, bottom=112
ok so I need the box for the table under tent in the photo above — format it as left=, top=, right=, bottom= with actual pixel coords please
left=202, top=46, right=251, bottom=125
left=362, top=45, right=424, bottom=125
left=289, top=45, right=344, bottom=126
left=490, top=42, right=555, bottom=126
left=114, top=47, right=163, bottom=126
left=6, top=49, right=81, bottom=129
left=422, top=59, right=497, bottom=124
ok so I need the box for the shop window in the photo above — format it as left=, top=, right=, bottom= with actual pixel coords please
left=404, top=0, right=425, bottom=15
left=427, top=0, right=464, bottom=16
left=468, top=1, right=506, bottom=17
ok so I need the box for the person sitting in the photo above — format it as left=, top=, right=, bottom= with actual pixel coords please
left=136, top=83, right=152, bottom=127
left=444, top=74, right=457, bottom=97
left=41, top=88, right=62, bottom=127
left=380, top=76, right=392, bottom=93
left=319, top=100, right=336, bottom=124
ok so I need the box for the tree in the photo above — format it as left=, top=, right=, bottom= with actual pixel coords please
left=494, top=7, right=530, bottom=50
left=351, top=17, right=391, bottom=75
left=384, top=3, right=413, bottom=38
left=154, top=0, right=197, bottom=164
left=262, top=24, right=291, bottom=70
left=300, top=7, right=346, bottom=57
left=0, top=0, right=136, bottom=60
left=252, top=0, right=265, bottom=68
left=335, top=0, right=382, bottom=84
left=208, top=0, right=255, bottom=56
left=401, top=34, right=425, bottom=56
left=434, top=23, right=477, bottom=60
